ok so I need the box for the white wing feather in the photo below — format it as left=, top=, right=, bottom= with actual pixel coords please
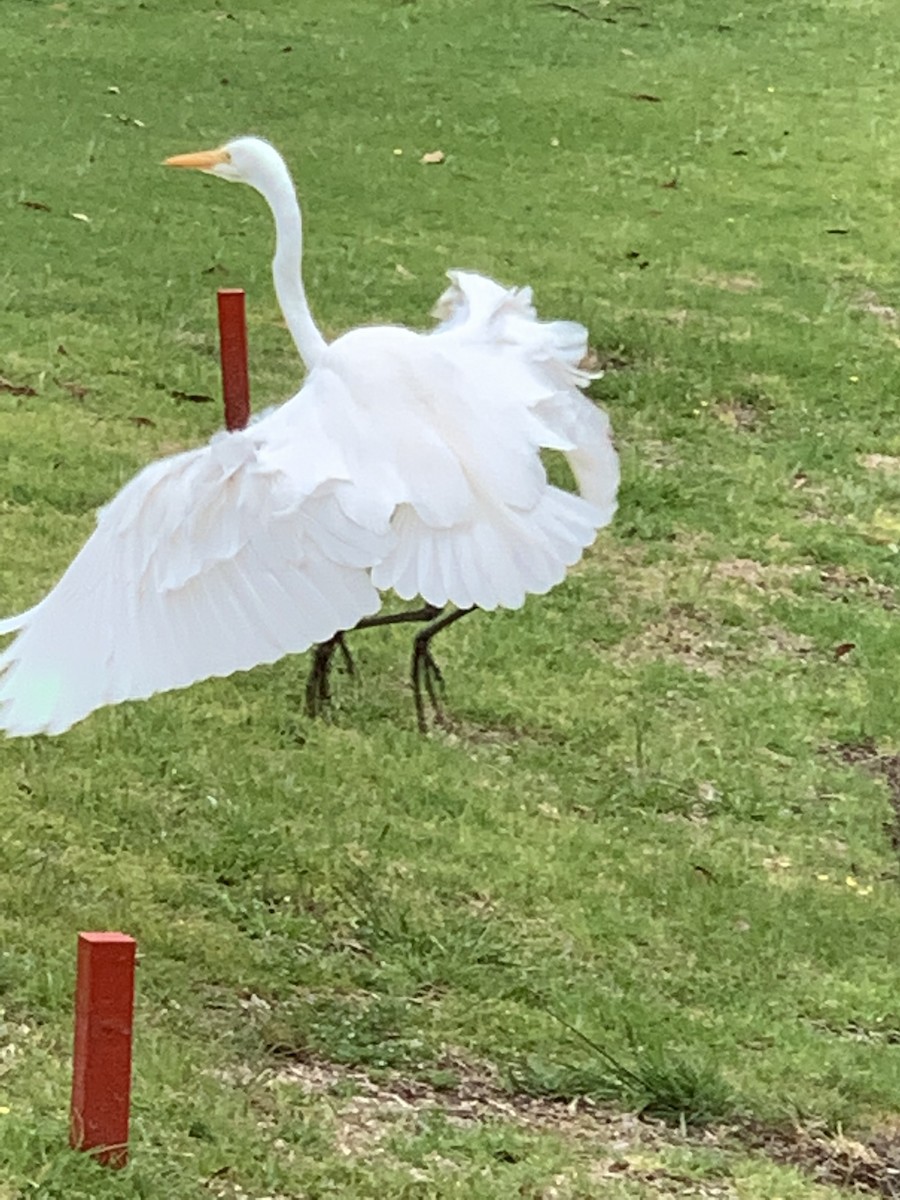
left=0, top=408, right=385, bottom=737
left=313, top=312, right=618, bottom=612
left=432, top=269, right=619, bottom=514
left=0, top=272, right=619, bottom=737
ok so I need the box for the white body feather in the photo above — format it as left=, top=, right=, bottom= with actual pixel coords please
left=0, top=144, right=619, bottom=737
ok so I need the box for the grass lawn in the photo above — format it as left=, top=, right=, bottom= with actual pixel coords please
left=3, top=0, right=900, bottom=1195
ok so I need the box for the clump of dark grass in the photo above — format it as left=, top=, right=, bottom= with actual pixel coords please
left=509, top=1000, right=736, bottom=1127
left=510, top=1051, right=736, bottom=1127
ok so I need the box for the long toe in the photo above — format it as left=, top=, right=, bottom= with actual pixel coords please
left=411, top=640, right=444, bottom=731
left=423, top=650, right=445, bottom=716
left=335, top=633, right=356, bottom=677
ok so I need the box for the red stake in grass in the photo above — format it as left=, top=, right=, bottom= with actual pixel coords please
left=217, top=287, right=251, bottom=432
left=70, top=932, right=137, bottom=1168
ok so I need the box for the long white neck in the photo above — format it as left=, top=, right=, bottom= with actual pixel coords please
left=251, top=158, right=327, bottom=368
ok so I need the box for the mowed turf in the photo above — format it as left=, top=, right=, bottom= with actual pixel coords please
left=2, top=0, right=900, bottom=1195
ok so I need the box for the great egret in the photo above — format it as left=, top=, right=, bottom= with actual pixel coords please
left=0, top=136, right=619, bottom=738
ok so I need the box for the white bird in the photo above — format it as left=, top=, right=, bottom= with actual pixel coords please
left=0, top=136, right=619, bottom=738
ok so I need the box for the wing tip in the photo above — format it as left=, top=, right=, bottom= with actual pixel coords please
left=0, top=613, right=28, bottom=637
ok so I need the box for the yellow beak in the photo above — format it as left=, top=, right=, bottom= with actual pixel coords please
left=163, top=148, right=230, bottom=170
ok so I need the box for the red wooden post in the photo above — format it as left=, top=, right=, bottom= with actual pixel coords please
left=70, top=932, right=137, bottom=1167
left=217, top=287, right=251, bottom=432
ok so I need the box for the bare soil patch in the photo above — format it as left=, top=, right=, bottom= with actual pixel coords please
left=740, top=1121, right=900, bottom=1197
left=250, top=1052, right=900, bottom=1195
left=854, top=291, right=899, bottom=325
left=711, top=558, right=808, bottom=591
left=818, top=566, right=896, bottom=610
left=859, top=453, right=900, bottom=473
left=833, top=738, right=900, bottom=860
left=611, top=600, right=813, bottom=676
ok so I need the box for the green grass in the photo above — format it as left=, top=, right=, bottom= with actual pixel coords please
left=2, top=0, right=900, bottom=1195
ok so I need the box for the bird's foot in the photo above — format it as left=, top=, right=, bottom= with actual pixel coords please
left=411, top=636, right=447, bottom=733
left=305, top=632, right=355, bottom=717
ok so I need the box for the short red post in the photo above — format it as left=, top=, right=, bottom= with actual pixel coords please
left=217, top=287, right=251, bottom=432
left=70, top=932, right=137, bottom=1167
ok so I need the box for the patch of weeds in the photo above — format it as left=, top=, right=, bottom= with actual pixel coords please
left=509, top=1006, right=736, bottom=1128
left=633, top=1053, right=736, bottom=1127
left=511, top=1052, right=735, bottom=1128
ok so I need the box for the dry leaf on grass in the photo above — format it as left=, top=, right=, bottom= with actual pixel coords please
left=0, top=378, right=37, bottom=397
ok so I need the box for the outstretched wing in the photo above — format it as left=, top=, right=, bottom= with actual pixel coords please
left=0, top=406, right=386, bottom=737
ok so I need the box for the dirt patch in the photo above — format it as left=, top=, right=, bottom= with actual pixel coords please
left=712, top=558, right=809, bottom=591
left=268, top=1054, right=747, bottom=1195
left=220, top=1051, right=900, bottom=1196
left=612, top=605, right=728, bottom=676
left=710, top=558, right=895, bottom=610
left=578, top=1160, right=737, bottom=1197
left=833, top=738, right=900, bottom=859
left=818, top=566, right=896, bottom=610
left=270, top=1051, right=661, bottom=1151
left=809, top=1017, right=900, bottom=1046
left=611, top=601, right=813, bottom=676
left=261, top=1052, right=713, bottom=1191
left=860, top=453, right=900, bottom=473
left=854, top=291, right=899, bottom=325
left=740, top=1122, right=900, bottom=1198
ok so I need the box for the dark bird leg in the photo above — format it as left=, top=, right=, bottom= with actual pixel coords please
left=305, top=604, right=444, bottom=718
left=411, top=606, right=476, bottom=733
left=356, top=603, right=444, bottom=634
left=305, top=632, right=352, bottom=717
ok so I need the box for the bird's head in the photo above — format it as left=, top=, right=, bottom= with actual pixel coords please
left=164, top=136, right=285, bottom=190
